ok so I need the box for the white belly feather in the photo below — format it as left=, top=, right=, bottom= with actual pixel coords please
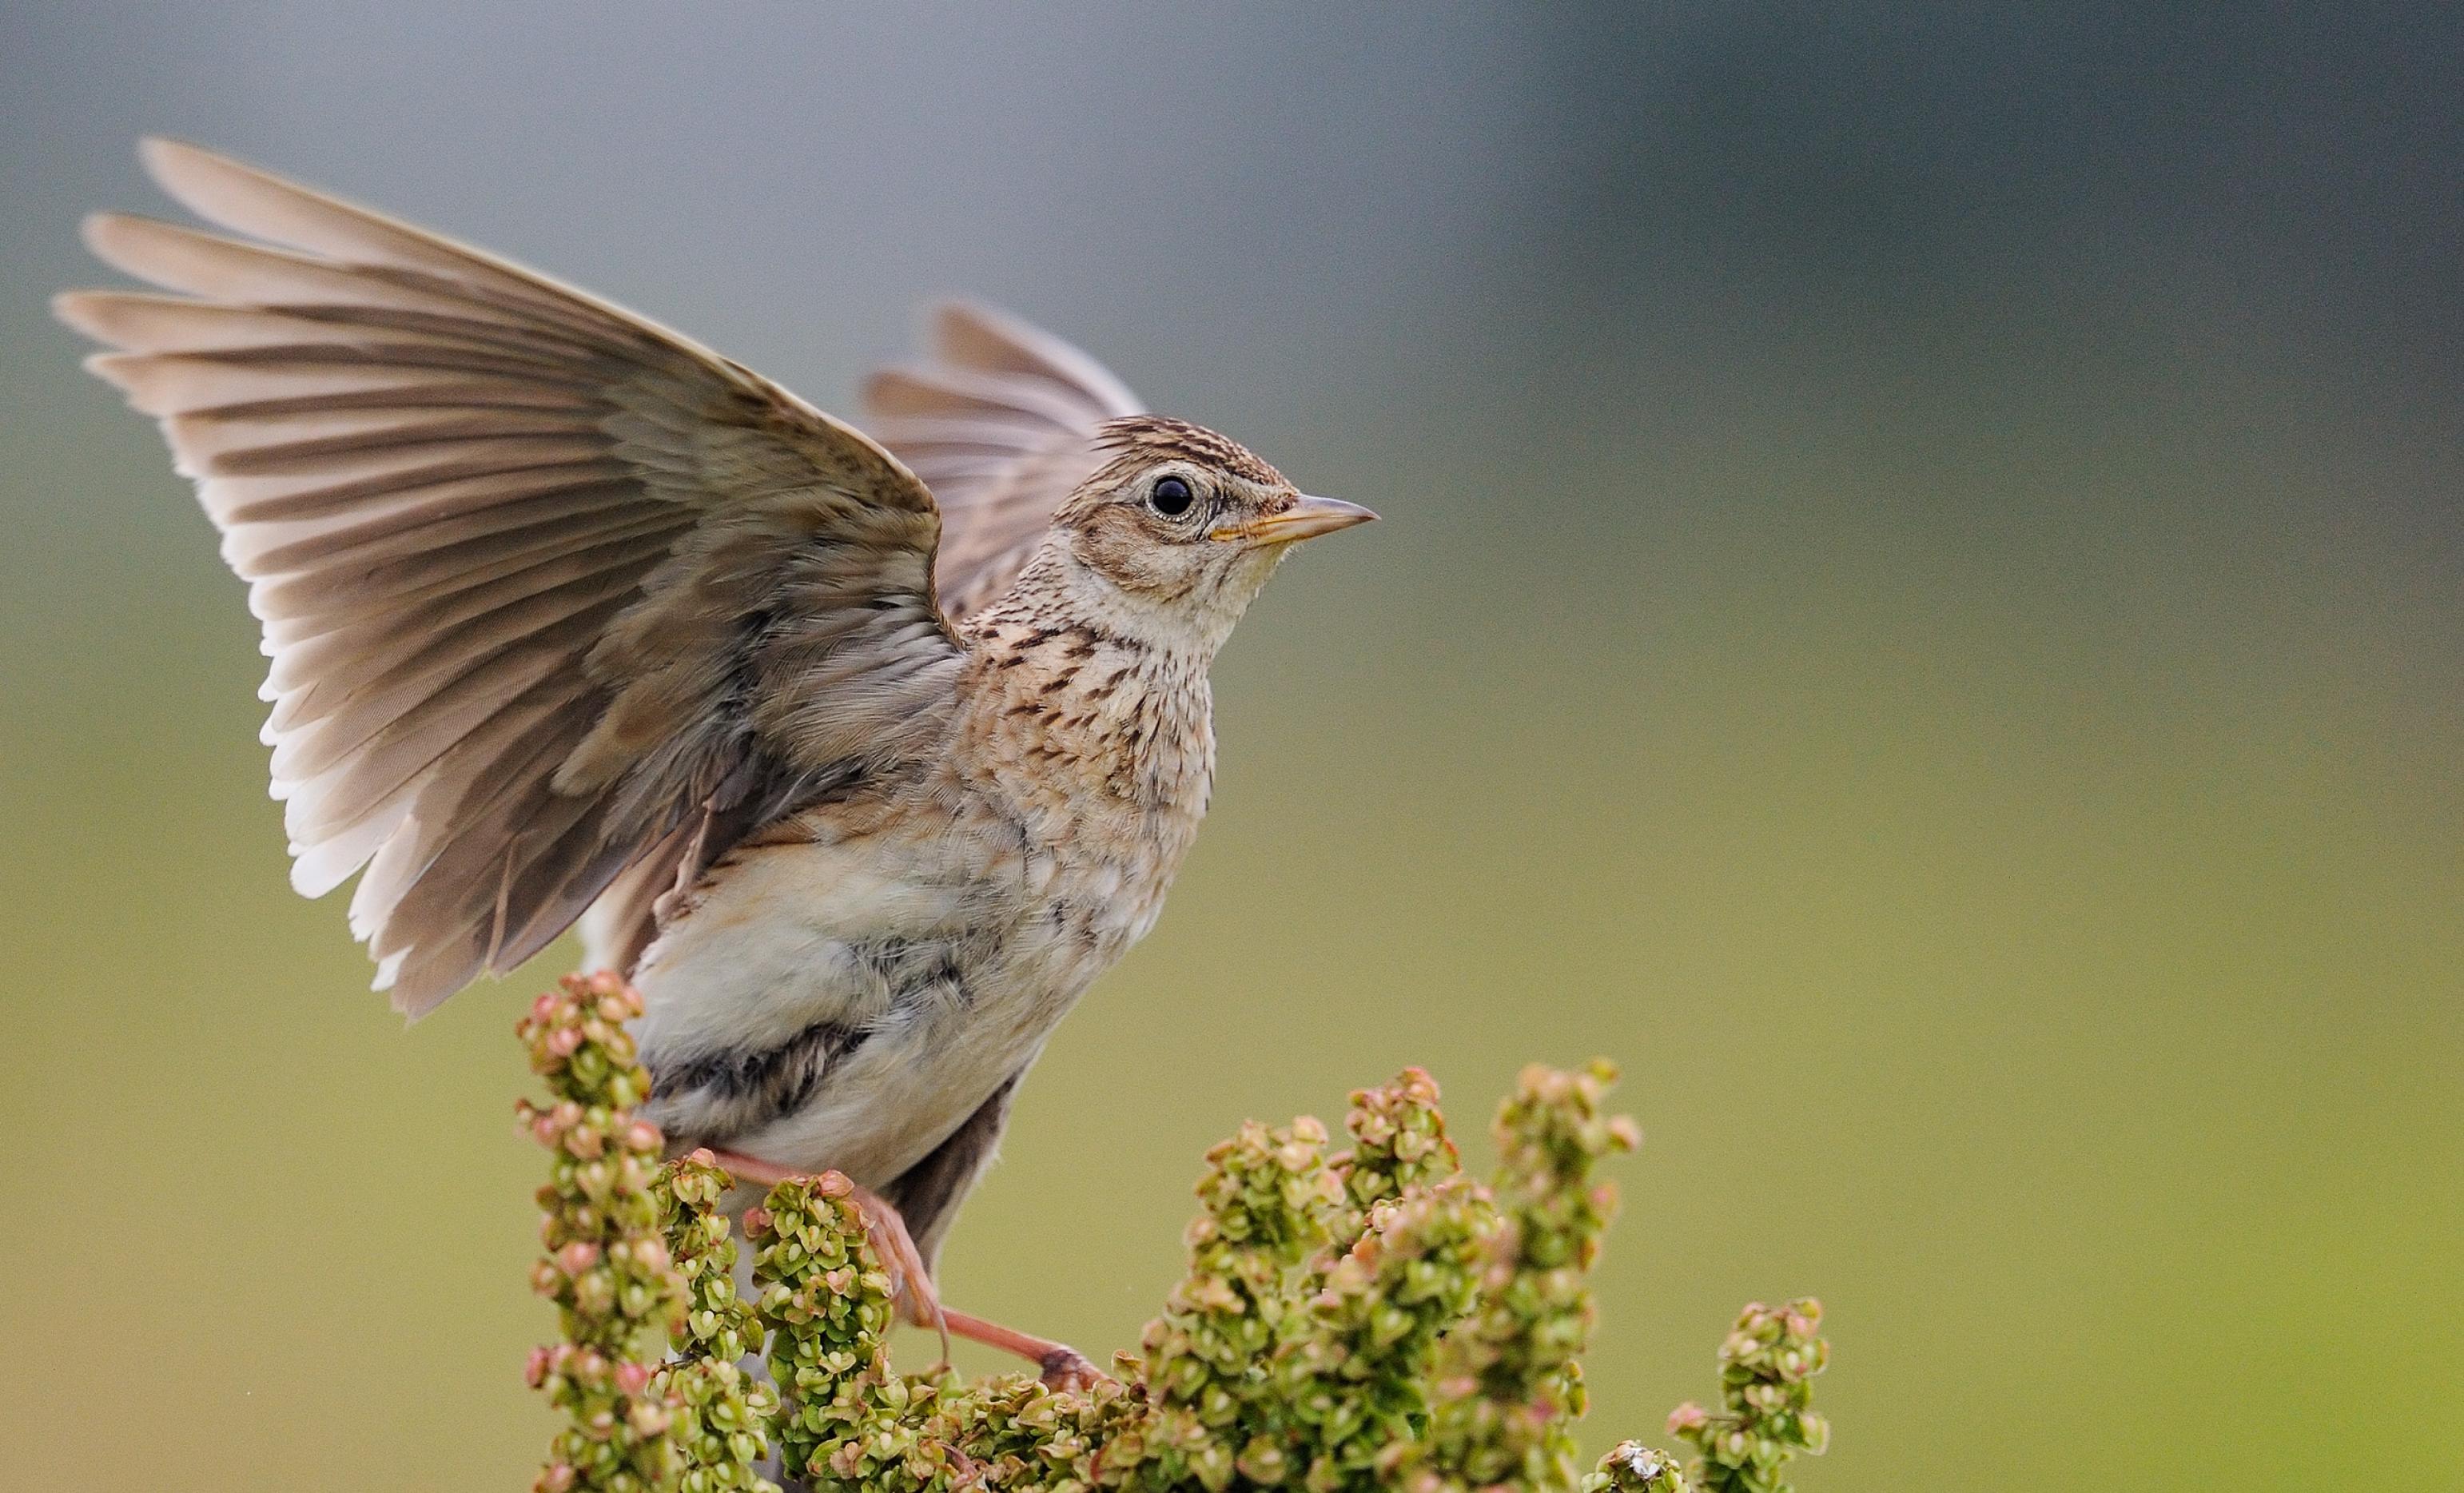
left=614, top=831, right=1125, bottom=1189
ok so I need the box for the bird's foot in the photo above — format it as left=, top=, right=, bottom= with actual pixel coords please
left=941, top=1308, right=1104, bottom=1391
left=703, top=1149, right=1101, bottom=1389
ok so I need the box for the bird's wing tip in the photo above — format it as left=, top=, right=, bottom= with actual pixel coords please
left=50, top=289, right=104, bottom=336
left=137, top=134, right=220, bottom=182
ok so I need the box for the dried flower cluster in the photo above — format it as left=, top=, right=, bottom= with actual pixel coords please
left=1397, top=1061, right=1638, bottom=1493
left=745, top=1170, right=903, bottom=1487
left=656, top=1151, right=781, bottom=1493
left=513, top=981, right=1833, bottom=1493
left=517, top=972, right=687, bottom=1493
left=1663, top=1302, right=1831, bottom=1493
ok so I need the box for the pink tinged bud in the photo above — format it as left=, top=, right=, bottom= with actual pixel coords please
left=559, top=1241, right=602, bottom=1276
left=536, top=1463, right=576, bottom=1493
left=815, top=1170, right=854, bottom=1199
left=547, top=1027, right=583, bottom=1058
left=1668, top=1402, right=1709, bottom=1434
left=523, top=1345, right=553, bottom=1387
left=627, top=1401, right=671, bottom=1437
left=529, top=993, right=560, bottom=1024
left=615, top=1360, right=652, bottom=1396
left=624, top=1121, right=663, bottom=1154
left=529, top=1261, right=562, bottom=1296
left=580, top=973, right=642, bottom=1017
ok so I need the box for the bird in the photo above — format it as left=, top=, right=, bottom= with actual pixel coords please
left=57, top=138, right=1375, bottom=1385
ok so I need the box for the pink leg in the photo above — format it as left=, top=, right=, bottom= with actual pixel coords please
left=703, top=1149, right=1099, bottom=1388
left=941, top=1307, right=1101, bottom=1391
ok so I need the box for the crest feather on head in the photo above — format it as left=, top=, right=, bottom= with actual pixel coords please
left=1093, top=415, right=1289, bottom=490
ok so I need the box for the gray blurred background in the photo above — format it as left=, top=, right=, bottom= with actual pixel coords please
left=3, top=5, right=2458, bottom=1489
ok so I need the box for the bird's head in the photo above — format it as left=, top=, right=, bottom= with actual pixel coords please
left=1043, top=415, right=1375, bottom=655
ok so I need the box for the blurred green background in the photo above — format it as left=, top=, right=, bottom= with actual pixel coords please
left=3, top=5, right=2458, bottom=1489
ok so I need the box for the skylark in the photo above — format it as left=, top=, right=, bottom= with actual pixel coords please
left=58, top=140, right=1375, bottom=1384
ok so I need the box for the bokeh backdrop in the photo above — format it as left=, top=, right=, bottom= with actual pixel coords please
left=3, top=5, right=2458, bottom=1489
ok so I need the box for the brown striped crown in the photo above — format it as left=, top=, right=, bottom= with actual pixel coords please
left=1092, top=415, right=1289, bottom=491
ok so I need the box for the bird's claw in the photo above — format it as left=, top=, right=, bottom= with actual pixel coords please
left=1037, top=1345, right=1103, bottom=1392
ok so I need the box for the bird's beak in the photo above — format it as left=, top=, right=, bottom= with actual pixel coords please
left=1212, top=495, right=1379, bottom=546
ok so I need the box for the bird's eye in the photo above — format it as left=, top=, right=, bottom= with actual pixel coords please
left=1148, top=476, right=1196, bottom=517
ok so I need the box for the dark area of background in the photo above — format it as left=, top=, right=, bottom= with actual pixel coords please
left=3, top=6, right=2457, bottom=1488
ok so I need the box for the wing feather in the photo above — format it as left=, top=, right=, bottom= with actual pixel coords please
left=62, top=138, right=965, bottom=1015
left=862, top=301, right=1144, bottom=618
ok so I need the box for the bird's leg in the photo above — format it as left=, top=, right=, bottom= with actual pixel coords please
left=703, top=1149, right=1098, bottom=1389
left=940, top=1307, right=1102, bottom=1391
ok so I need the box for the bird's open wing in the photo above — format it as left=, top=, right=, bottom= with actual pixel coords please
left=58, top=139, right=966, bottom=1017
left=862, top=301, right=1144, bottom=619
